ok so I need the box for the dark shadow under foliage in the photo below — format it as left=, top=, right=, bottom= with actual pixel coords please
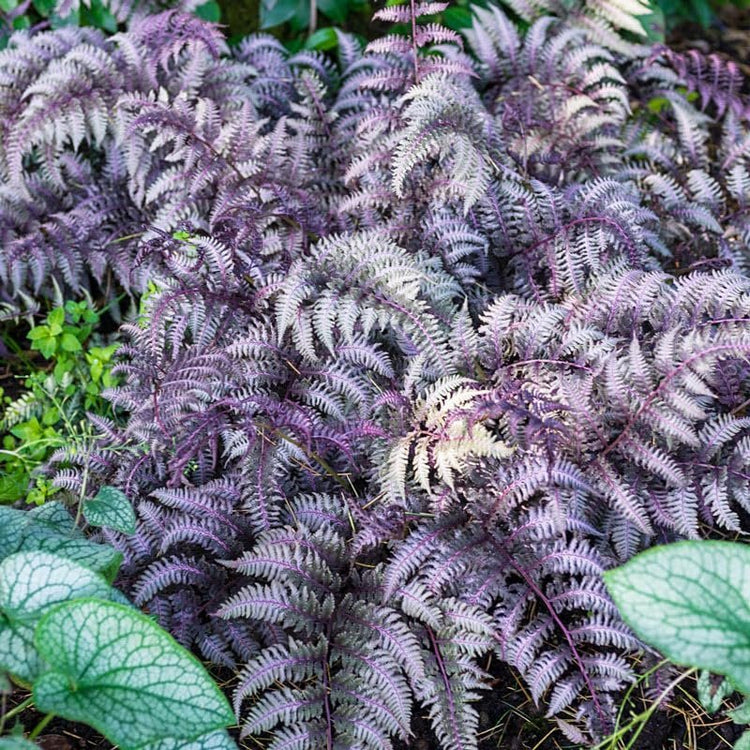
left=3, top=1, right=750, bottom=747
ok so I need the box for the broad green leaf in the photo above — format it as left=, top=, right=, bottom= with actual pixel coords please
left=729, top=698, right=750, bottom=724
left=50, top=8, right=81, bottom=27
left=0, top=506, right=29, bottom=553
left=737, top=732, right=750, bottom=750
left=261, top=0, right=306, bottom=28
left=34, top=599, right=234, bottom=749
left=32, top=0, right=55, bottom=13
left=317, top=0, right=349, bottom=24
left=80, top=0, right=118, bottom=32
left=23, top=535, right=121, bottom=583
left=304, top=27, right=338, bottom=50
left=82, top=308, right=98, bottom=324
left=38, top=338, right=57, bottom=358
left=60, top=333, right=82, bottom=352
left=0, top=0, right=20, bottom=13
left=42, top=406, right=60, bottom=426
left=0, top=469, right=29, bottom=504
left=83, top=486, right=136, bottom=534
left=442, top=5, right=473, bottom=29
left=604, top=541, right=750, bottom=693
left=26, top=326, right=50, bottom=341
left=0, top=739, right=39, bottom=750
left=89, top=343, right=119, bottom=361
left=24, top=503, right=71, bottom=532
left=0, top=504, right=122, bottom=580
left=22, top=504, right=121, bottom=580
left=141, top=730, right=238, bottom=750
left=195, top=0, right=221, bottom=22
left=10, top=418, right=42, bottom=443
left=89, top=358, right=104, bottom=382
left=53, top=358, right=74, bottom=383
left=0, top=552, right=114, bottom=682
left=687, top=0, right=713, bottom=28
left=47, top=308, right=65, bottom=328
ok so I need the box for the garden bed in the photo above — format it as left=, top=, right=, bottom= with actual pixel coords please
left=3, top=0, right=750, bottom=749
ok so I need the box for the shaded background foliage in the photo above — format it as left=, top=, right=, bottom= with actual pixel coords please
left=5, top=0, right=746, bottom=53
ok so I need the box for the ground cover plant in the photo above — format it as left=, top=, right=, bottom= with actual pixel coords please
left=2, top=0, right=750, bottom=746
left=1, top=297, right=120, bottom=505
left=0, top=501, right=238, bottom=749
left=606, top=541, right=750, bottom=750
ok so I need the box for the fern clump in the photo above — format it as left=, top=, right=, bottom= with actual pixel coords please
left=3, top=0, right=750, bottom=746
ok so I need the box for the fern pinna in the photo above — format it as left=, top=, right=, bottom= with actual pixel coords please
left=3, top=0, right=750, bottom=746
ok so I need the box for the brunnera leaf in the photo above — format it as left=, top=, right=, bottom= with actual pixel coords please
left=0, top=552, right=114, bottom=682
left=83, top=486, right=136, bottom=535
left=604, top=540, right=750, bottom=692
left=0, top=504, right=122, bottom=581
left=33, top=598, right=235, bottom=750
left=0, top=739, right=39, bottom=750
left=140, top=730, right=238, bottom=750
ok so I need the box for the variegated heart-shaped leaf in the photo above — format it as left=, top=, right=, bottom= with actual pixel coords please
left=33, top=599, right=235, bottom=749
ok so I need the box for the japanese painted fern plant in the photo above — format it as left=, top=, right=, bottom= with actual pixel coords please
left=3, top=0, right=750, bottom=747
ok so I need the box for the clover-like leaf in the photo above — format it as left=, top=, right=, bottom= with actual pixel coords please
left=33, top=599, right=235, bottom=750
left=604, top=541, right=750, bottom=693
left=83, top=486, right=136, bottom=535
left=0, top=552, right=114, bottom=682
left=0, top=504, right=121, bottom=581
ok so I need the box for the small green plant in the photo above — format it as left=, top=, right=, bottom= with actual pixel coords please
left=26, top=301, right=117, bottom=397
left=592, top=659, right=697, bottom=750
left=260, top=0, right=367, bottom=34
left=0, top=0, right=222, bottom=49
left=81, top=485, right=136, bottom=534
left=0, top=0, right=119, bottom=49
left=258, top=0, right=474, bottom=54
left=0, top=300, right=120, bottom=505
left=0, top=501, right=123, bottom=579
left=0, top=497, right=237, bottom=750
left=604, top=541, right=750, bottom=750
